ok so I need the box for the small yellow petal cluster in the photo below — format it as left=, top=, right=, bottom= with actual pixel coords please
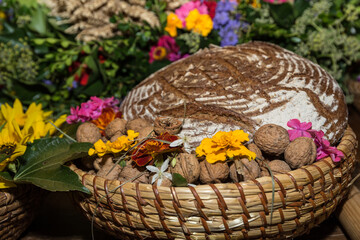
left=185, top=9, right=213, bottom=37
left=0, top=99, right=67, bottom=187
left=88, top=130, right=139, bottom=157
left=165, top=13, right=182, bottom=37
left=196, top=130, right=256, bottom=163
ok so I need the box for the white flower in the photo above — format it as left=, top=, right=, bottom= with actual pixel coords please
left=170, top=135, right=192, bottom=153
left=146, top=158, right=172, bottom=186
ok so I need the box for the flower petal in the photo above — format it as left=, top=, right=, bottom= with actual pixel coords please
left=163, top=172, right=172, bottom=180
left=287, top=119, right=301, bottom=129
left=151, top=173, right=159, bottom=184
left=161, top=158, right=170, bottom=172
left=157, top=178, right=163, bottom=187
left=170, top=139, right=183, bottom=147
left=146, top=165, right=159, bottom=173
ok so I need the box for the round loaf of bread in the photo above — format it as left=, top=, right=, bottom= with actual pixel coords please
left=120, top=42, right=348, bottom=149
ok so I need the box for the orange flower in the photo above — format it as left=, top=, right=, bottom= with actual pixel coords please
left=91, top=108, right=122, bottom=134
left=131, top=132, right=180, bottom=166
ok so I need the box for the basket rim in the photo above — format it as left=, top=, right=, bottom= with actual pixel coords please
left=70, top=125, right=357, bottom=191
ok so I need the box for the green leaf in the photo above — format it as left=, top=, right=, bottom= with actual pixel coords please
left=28, top=6, right=47, bottom=35
left=14, top=138, right=92, bottom=193
left=293, top=0, right=311, bottom=18
left=82, top=45, right=91, bottom=54
left=269, top=3, right=295, bottom=29
left=172, top=173, right=188, bottom=187
left=46, top=38, right=59, bottom=44
left=33, top=38, right=46, bottom=45
left=0, top=171, right=13, bottom=182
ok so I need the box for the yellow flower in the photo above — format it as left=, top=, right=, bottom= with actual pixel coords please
left=127, top=130, right=139, bottom=141
left=0, top=99, right=53, bottom=128
left=0, top=11, right=6, bottom=19
left=152, top=46, right=167, bottom=61
left=89, top=130, right=139, bottom=156
left=0, top=120, right=29, bottom=171
left=165, top=13, right=182, bottom=37
left=185, top=9, right=213, bottom=37
left=196, top=130, right=256, bottom=163
left=89, top=139, right=108, bottom=157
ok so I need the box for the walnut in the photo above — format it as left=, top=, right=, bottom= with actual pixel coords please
left=229, top=158, right=260, bottom=182
left=76, top=122, right=101, bottom=143
left=170, top=153, right=200, bottom=183
left=126, top=118, right=152, bottom=132
left=137, top=126, right=155, bottom=140
left=96, top=156, right=121, bottom=180
left=118, top=161, right=149, bottom=184
left=110, top=132, right=124, bottom=142
left=247, top=143, right=264, bottom=160
left=268, top=160, right=291, bottom=175
left=200, top=161, right=229, bottom=184
left=258, top=159, right=271, bottom=177
left=154, top=116, right=182, bottom=135
left=284, top=137, right=317, bottom=169
left=254, top=124, right=290, bottom=156
left=105, top=118, right=127, bottom=138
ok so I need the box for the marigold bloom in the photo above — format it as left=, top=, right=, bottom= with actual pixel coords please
left=165, top=13, right=182, bottom=37
left=131, top=132, right=180, bottom=166
left=91, top=108, right=122, bottom=133
left=186, top=9, right=213, bottom=37
left=196, top=130, right=256, bottom=163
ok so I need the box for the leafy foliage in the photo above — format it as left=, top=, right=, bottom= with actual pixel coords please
left=8, top=138, right=92, bottom=193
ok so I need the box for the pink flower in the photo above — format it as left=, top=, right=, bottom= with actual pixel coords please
left=312, top=130, right=344, bottom=162
left=287, top=119, right=312, bottom=141
left=66, top=97, right=120, bottom=124
left=158, top=35, right=179, bottom=54
left=175, top=0, right=208, bottom=27
left=149, top=35, right=187, bottom=63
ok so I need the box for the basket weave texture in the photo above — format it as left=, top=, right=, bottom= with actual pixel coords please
left=348, top=81, right=360, bottom=112
left=70, top=126, right=358, bottom=240
left=0, top=185, right=44, bottom=240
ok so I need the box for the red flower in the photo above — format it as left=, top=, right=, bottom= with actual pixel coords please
left=204, top=1, right=217, bottom=19
left=68, top=62, right=91, bottom=86
left=131, top=132, right=180, bottom=166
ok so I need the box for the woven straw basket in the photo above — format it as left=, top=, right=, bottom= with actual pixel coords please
left=348, top=80, right=360, bottom=112
left=70, top=126, right=358, bottom=240
left=0, top=185, right=44, bottom=240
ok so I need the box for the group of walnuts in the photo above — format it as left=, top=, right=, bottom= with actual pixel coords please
left=76, top=117, right=317, bottom=186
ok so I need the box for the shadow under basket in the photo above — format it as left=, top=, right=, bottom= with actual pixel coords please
left=70, top=126, right=358, bottom=240
left=0, top=185, right=44, bottom=240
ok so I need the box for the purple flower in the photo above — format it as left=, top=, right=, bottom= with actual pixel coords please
left=43, top=79, right=53, bottom=85
left=357, top=74, right=360, bottom=82
left=213, top=11, right=230, bottom=29
left=287, top=119, right=312, bottom=141
left=220, top=31, right=238, bottom=46
left=215, top=1, right=237, bottom=13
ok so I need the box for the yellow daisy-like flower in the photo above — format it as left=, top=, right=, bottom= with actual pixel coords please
left=0, top=99, right=67, bottom=184
left=165, top=13, right=182, bottom=37
left=185, top=9, right=213, bottom=37
left=196, top=130, right=256, bottom=164
left=0, top=120, right=30, bottom=171
left=0, top=99, right=53, bottom=128
left=88, top=130, right=139, bottom=157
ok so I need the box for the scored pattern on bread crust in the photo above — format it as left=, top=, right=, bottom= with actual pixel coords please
left=120, top=42, right=348, bottom=148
